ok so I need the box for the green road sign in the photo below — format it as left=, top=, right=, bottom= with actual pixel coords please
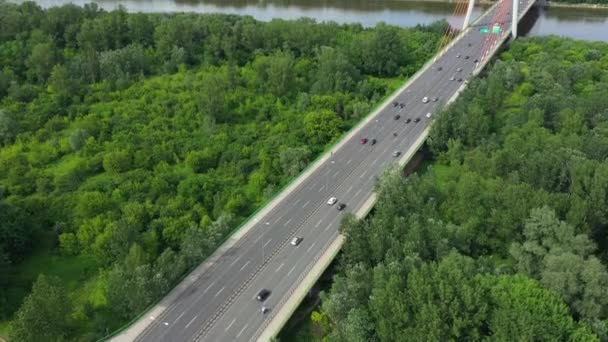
left=480, top=27, right=489, bottom=34
left=492, top=25, right=501, bottom=34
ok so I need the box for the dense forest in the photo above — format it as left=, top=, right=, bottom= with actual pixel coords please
left=0, top=2, right=447, bottom=340
left=303, top=37, right=608, bottom=341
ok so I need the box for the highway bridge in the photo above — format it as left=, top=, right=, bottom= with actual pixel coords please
left=109, top=0, right=538, bottom=340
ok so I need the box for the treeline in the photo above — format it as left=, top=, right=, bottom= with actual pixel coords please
left=313, top=36, right=608, bottom=341
left=0, top=2, right=447, bottom=340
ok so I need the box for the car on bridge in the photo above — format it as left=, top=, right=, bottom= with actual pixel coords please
left=336, top=203, right=346, bottom=211
left=392, top=151, right=401, bottom=157
left=370, top=138, right=377, bottom=145
left=291, top=237, right=303, bottom=246
left=394, top=114, right=400, bottom=120
left=414, top=117, right=421, bottom=123
left=327, top=197, right=337, bottom=205
left=456, top=67, right=463, bottom=72
left=450, top=76, right=455, bottom=81
left=405, top=118, right=411, bottom=124
left=360, top=138, right=368, bottom=144
left=256, top=289, right=271, bottom=301
left=422, top=97, right=429, bottom=103
left=426, top=112, right=432, bottom=118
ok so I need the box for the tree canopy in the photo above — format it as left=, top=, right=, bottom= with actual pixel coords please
left=0, top=2, right=446, bottom=340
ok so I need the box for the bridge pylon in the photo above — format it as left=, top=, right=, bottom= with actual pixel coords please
left=512, top=0, right=519, bottom=38
left=462, top=0, right=476, bottom=30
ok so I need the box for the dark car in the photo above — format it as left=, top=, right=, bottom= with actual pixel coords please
left=457, top=78, right=463, bottom=82
left=464, top=55, right=470, bottom=59
left=392, top=101, right=398, bottom=107
left=394, top=114, right=400, bottom=120
left=468, top=43, right=472, bottom=47
left=474, top=58, right=479, bottom=63
left=456, top=54, right=461, bottom=58
left=370, top=138, right=377, bottom=145
left=437, top=66, right=443, bottom=71
left=405, top=118, right=412, bottom=124
left=360, top=138, right=368, bottom=144
left=399, top=103, right=405, bottom=108
left=337, top=203, right=346, bottom=211
left=414, top=117, right=421, bottom=123
left=256, top=289, right=271, bottom=301
left=432, top=97, right=439, bottom=102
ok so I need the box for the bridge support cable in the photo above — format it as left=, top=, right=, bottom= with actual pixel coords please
left=437, top=0, right=469, bottom=52
left=512, top=0, right=519, bottom=38
left=479, top=0, right=512, bottom=62
left=462, top=0, right=476, bottom=30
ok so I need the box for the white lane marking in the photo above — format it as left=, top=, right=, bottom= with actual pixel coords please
left=333, top=170, right=340, bottom=178
left=274, top=215, right=284, bottom=224
left=276, top=262, right=285, bottom=273
left=203, top=281, right=216, bottom=294
left=371, top=158, right=378, bottom=166
left=253, top=234, right=263, bottom=244
left=318, top=185, right=324, bottom=192
left=185, top=315, right=198, bottom=329
left=354, top=189, right=363, bottom=198
left=176, top=311, right=186, bottom=322
left=346, top=185, right=354, bottom=194
left=229, top=256, right=241, bottom=268
left=315, top=219, right=323, bottom=228
left=346, top=159, right=352, bottom=165
left=306, top=242, right=317, bottom=253
left=294, top=198, right=301, bottom=206
left=323, top=169, right=331, bottom=176
left=303, top=200, right=310, bottom=208
left=236, top=324, right=249, bottom=338
left=225, top=318, right=236, bottom=332
left=287, top=265, right=296, bottom=277
left=382, top=146, right=390, bottom=155
left=263, top=239, right=272, bottom=248
left=360, top=170, right=368, bottom=179
left=325, top=224, right=332, bottom=232
left=214, top=286, right=225, bottom=298
left=369, top=175, right=375, bottom=182
left=240, top=261, right=251, bottom=272
left=285, top=218, right=292, bottom=225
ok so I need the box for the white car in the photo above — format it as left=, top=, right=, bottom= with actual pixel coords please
left=327, top=197, right=337, bottom=205
left=393, top=151, right=401, bottom=157
left=426, top=112, right=432, bottom=118
left=422, top=97, right=429, bottom=103
left=291, top=237, right=303, bottom=246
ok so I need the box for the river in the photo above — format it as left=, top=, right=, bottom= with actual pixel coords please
left=12, top=0, right=608, bottom=42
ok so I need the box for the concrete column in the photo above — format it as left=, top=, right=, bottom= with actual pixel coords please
left=463, top=0, right=476, bottom=30
left=512, top=0, right=519, bottom=38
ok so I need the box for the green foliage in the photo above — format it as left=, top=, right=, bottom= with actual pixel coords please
left=10, top=274, right=70, bottom=342
left=0, top=3, right=443, bottom=339
left=319, top=36, right=608, bottom=341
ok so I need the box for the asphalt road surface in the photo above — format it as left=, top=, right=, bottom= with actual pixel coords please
left=133, top=1, right=531, bottom=341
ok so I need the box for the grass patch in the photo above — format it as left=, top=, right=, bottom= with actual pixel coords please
left=0, top=320, right=11, bottom=341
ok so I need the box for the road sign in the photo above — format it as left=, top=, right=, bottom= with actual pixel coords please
left=492, top=25, right=501, bottom=34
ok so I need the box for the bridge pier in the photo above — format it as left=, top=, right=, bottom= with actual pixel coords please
left=462, top=0, right=476, bottom=30
left=512, top=0, right=519, bottom=38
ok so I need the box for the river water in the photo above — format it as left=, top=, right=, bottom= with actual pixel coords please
left=13, top=0, right=608, bottom=42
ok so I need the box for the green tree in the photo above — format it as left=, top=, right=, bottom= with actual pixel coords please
left=11, top=275, right=71, bottom=342
left=303, top=110, right=343, bottom=146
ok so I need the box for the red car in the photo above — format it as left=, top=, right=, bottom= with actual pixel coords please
left=360, top=138, right=368, bottom=144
